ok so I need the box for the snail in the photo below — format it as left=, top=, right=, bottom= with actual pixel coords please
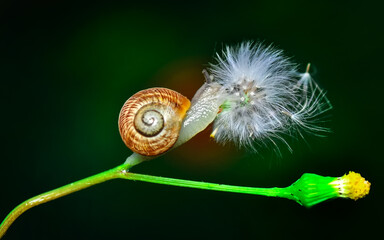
left=118, top=88, right=191, bottom=157
left=119, top=73, right=225, bottom=160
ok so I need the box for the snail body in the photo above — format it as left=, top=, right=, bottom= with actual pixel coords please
left=174, top=81, right=224, bottom=148
left=119, top=88, right=190, bottom=157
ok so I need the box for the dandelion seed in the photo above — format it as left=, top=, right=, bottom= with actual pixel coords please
left=297, top=63, right=313, bottom=93
left=210, top=128, right=218, bottom=138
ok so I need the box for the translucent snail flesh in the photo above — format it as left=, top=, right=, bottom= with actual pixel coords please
left=119, top=88, right=190, bottom=157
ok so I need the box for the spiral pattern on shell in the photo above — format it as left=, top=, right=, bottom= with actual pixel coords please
left=119, top=88, right=191, bottom=156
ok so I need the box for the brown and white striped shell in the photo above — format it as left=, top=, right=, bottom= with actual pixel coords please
left=118, top=88, right=191, bottom=156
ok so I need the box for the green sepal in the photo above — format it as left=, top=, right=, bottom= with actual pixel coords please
left=287, top=173, right=339, bottom=208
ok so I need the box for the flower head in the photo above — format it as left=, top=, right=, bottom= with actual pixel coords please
left=330, top=171, right=371, bottom=200
left=208, top=42, right=332, bottom=151
left=289, top=171, right=370, bottom=207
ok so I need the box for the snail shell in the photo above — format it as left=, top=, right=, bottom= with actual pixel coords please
left=119, top=88, right=190, bottom=156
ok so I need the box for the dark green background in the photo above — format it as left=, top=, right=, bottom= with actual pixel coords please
left=1, top=1, right=382, bottom=239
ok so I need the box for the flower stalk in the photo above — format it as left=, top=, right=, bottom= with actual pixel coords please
left=0, top=154, right=370, bottom=238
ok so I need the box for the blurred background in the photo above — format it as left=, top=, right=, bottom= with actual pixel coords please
left=0, top=0, right=382, bottom=239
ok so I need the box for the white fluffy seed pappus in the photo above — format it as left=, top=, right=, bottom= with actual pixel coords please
left=208, top=42, right=332, bottom=153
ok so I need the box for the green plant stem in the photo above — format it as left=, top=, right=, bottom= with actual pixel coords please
left=0, top=164, right=129, bottom=238
left=120, top=171, right=293, bottom=199
left=0, top=160, right=296, bottom=238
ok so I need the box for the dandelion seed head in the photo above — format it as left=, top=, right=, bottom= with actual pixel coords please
left=207, top=41, right=332, bottom=152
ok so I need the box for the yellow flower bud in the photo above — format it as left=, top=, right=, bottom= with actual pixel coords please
left=331, top=171, right=371, bottom=200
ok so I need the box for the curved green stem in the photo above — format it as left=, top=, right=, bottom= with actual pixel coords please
left=0, top=164, right=128, bottom=238
left=0, top=164, right=288, bottom=238
left=0, top=163, right=289, bottom=238
left=0, top=155, right=367, bottom=238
